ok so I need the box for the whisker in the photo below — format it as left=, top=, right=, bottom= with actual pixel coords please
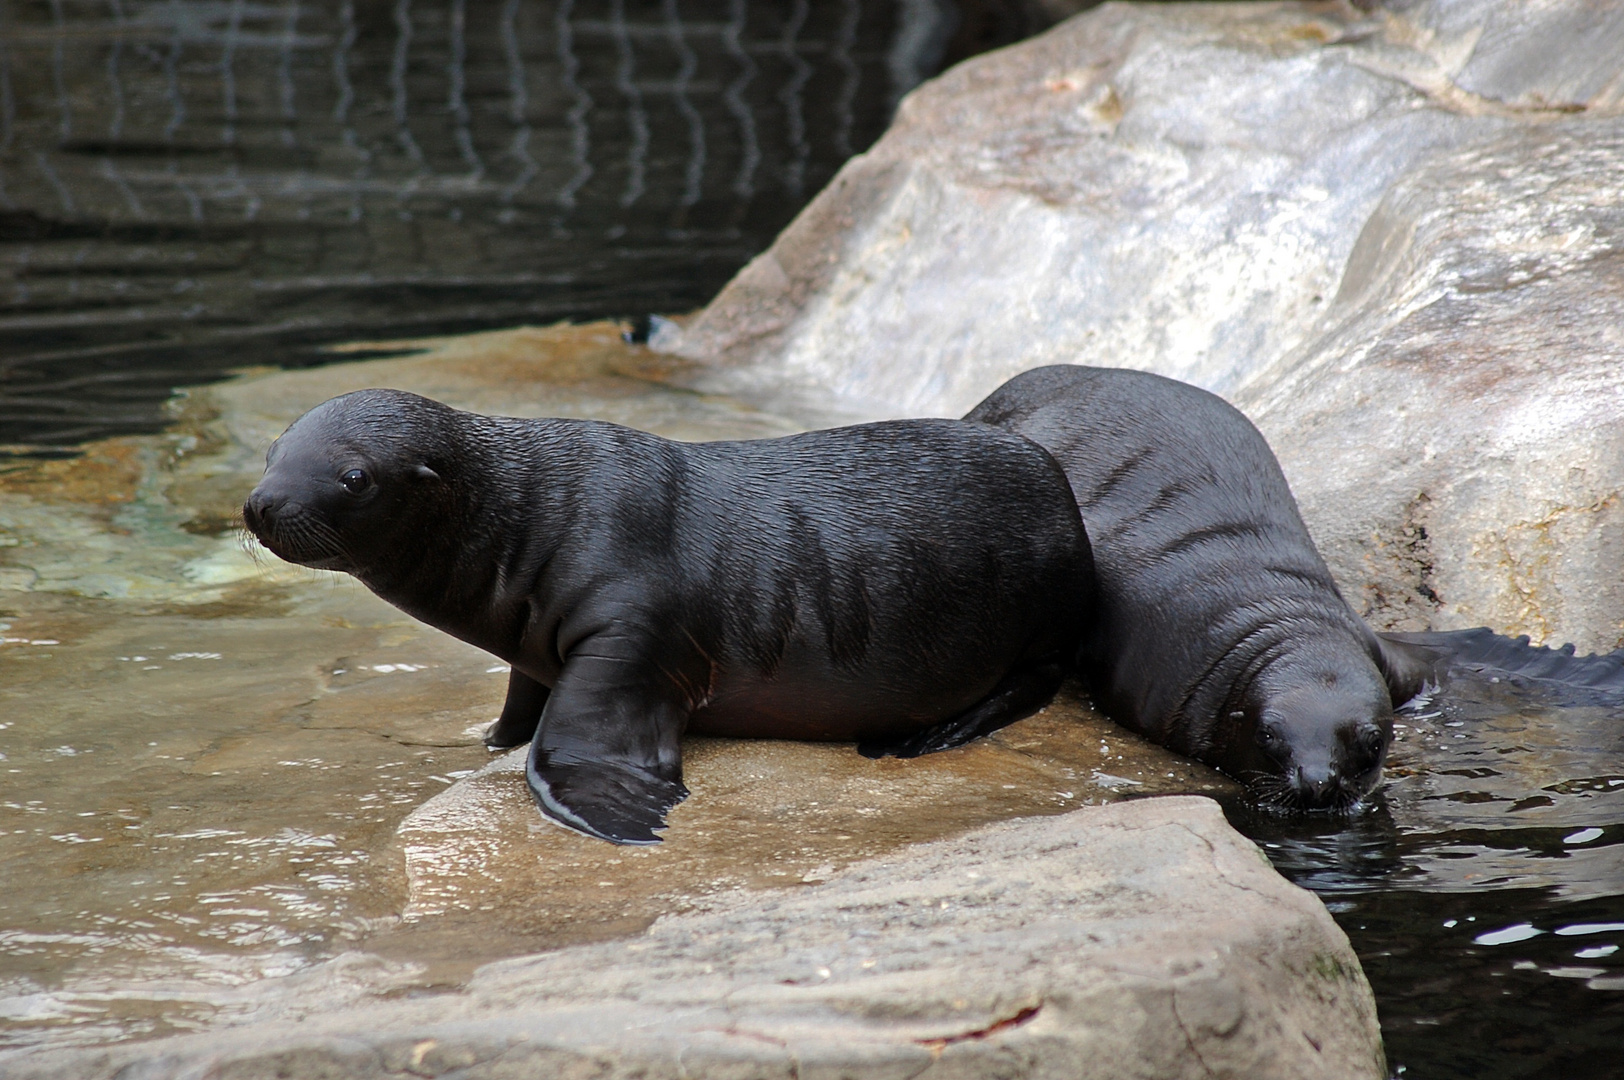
left=237, top=524, right=267, bottom=568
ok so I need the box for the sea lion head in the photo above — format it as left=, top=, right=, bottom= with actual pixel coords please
left=242, top=389, right=453, bottom=576
left=1223, top=641, right=1394, bottom=813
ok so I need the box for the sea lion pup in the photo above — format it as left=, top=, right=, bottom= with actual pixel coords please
left=243, top=389, right=1093, bottom=844
left=966, top=365, right=1437, bottom=812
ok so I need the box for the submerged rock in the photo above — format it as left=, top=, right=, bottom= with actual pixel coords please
left=10, top=798, right=1383, bottom=1080
left=657, top=0, right=1624, bottom=652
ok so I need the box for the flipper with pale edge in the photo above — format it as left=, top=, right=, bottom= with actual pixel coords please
left=1379, top=627, right=1624, bottom=700
left=521, top=648, right=688, bottom=844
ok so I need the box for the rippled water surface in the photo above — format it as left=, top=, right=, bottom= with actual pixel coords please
left=0, top=0, right=979, bottom=451
left=1230, top=678, right=1624, bottom=1079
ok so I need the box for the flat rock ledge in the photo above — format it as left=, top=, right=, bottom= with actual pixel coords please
left=13, top=797, right=1382, bottom=1080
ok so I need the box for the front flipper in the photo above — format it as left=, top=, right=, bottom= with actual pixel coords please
left=484, top=669, right=550, bottom=749
left=525, top=650, right=689, bottom=844
left=858, top=660, right=1065, bottom=759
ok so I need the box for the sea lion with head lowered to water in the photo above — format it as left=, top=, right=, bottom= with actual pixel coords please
left=243, top=388, right=1094, bottom=844
left=967, top=364, right=1440, bottom=811
left=971, top=365, right=1624, bottom=810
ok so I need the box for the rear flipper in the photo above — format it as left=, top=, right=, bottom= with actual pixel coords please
left=1373, top=634, right=1447, bottom=708
left=525, top=646, right=689, bottom=845
left=1378, top=627, right=1624, bottom=700
left=858, top=660, right=1065, bottom=759
left=484, top=669, right=549, bottom=749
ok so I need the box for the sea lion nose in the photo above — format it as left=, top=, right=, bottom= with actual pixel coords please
left=242, top=491, right=281, bottom=535
left=1293, top=764, right=1337, bottom=807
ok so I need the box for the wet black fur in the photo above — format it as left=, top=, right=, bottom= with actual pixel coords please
left=967, top=365, right=1436, bottom=812
left=244, top=389, right=1094, bottom=844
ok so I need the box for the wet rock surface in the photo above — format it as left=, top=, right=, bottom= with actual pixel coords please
left=0, top=323, right=1248, bottom=1061
left=389, top=697, right=1232, bottom=971
left=658, top=0, right=1624, bottom=652
left=9, top=797, right=1385, bottom=1080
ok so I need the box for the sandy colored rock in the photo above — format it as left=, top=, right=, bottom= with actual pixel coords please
left=7, top=797, right=1384, bottom=1080
left=385, top=692, right=1234, bottom=970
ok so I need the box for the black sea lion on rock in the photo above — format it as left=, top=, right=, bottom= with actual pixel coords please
left=967, top=365, right=1437, bottom=811
left=243, top=389, right=1093, bottom=844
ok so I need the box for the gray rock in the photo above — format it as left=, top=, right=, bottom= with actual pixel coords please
left=1239, top=121, right=1624, bottom=651
left=657, top=0, right=1624, bottom=651
left=6, top=798, right=1383, bottom=1080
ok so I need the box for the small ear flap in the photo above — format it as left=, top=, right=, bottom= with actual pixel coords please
left=414, top=463, right=441, bottom=482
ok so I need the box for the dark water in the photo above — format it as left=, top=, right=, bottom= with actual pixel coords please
left=0, top=0, right=1053, bottom=452
left=1226, top=674, right=1624, bottom=1079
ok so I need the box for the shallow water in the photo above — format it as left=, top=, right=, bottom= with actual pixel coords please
left=0, top=587, right=493, bottom=1044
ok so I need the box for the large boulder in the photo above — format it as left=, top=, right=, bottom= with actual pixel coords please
left=9, top=798, right=1384, bottom=1080
left=1243, top=122, right=1624, bottom=655
left=656, top=0, right=1624, bottom=652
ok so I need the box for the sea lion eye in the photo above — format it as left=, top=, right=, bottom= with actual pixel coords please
left=340, top=468, right=371, bottom=494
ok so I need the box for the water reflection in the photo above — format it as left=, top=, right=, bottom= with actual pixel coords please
left=0, top=0, right=956, bottom=450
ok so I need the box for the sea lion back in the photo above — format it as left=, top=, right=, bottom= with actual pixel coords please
left=968, top=365, right=1397, bottom=810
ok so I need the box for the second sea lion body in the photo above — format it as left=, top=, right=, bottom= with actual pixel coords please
left=968, top=365, right=1434, bottom=810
